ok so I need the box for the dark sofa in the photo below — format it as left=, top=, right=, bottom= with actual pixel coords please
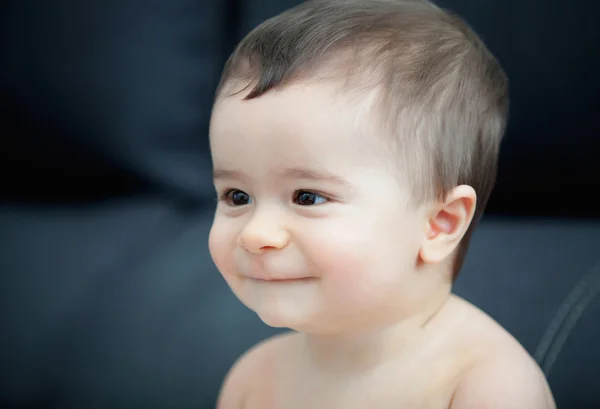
left=1, top=0, right=599, bottom=408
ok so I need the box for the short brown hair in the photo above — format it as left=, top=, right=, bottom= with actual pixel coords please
left=216, top=0, right=509, bottom=278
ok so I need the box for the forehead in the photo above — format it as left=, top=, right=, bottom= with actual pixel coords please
left=209, top=82, right=386, bottom=169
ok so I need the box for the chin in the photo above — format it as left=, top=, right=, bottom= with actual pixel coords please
left=254, top=306, right=317, bottom=331
left=256, top=314, right=290, bottom=329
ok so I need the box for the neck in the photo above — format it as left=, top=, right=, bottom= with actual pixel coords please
left=299, top=292, right=453, bottom=377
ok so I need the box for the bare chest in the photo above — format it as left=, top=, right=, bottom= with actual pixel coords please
left=243, top=357, right=461, bottom=409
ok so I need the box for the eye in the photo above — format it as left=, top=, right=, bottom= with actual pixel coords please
left=223, top=189, right=252, bottom=206
left=293, top=190, right=328, bottom=206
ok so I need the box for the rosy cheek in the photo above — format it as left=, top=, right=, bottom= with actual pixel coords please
left=310, top=233, right=372, bottom=282
left=207, top=225, right=221, bottom=262
left=208, top=223, right=235, bottom=276
left=304, top=217, right=402, bottom=290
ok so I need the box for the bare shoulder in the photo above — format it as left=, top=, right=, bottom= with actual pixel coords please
left=216, top=331, right=297, bottom=409
left=448, top=297, right=556, bottom=409
left=450, top=351, right=555, bottom=409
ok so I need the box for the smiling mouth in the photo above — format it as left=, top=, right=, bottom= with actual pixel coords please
left=246, top=277, right=316, bottom=283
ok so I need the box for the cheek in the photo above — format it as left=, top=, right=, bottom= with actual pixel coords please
left=208, top=219, right=238, bottom=279
left=304, top=212, right=421, bottom=292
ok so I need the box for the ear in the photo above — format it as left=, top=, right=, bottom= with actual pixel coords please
left=419, top=185, right=477, bottom=264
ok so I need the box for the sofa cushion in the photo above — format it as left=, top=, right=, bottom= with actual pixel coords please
left=1, top=0, right=226, bottom=202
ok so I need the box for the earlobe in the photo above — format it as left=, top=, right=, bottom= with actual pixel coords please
left=420, top=185, right=477, bottom=264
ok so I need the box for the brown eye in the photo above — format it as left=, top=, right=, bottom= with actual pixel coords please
left=294, top=190, right=327, bottom=206
left=226, top=190, right=251, bottom=206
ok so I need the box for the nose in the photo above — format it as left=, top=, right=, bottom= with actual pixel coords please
left=238, top=210, right=290, bottom=254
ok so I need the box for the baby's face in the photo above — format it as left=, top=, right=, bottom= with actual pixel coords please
left=209, top=82, right=431, bottom=333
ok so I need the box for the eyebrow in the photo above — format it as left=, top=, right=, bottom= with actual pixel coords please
left=212, top=169, right=249, bottom=182
left=281, top=168, right=351, bottom=187
left=212, top=167, right=351, bottom=187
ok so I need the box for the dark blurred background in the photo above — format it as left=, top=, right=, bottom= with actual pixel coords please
left=1, top=1, right=599, bottom=408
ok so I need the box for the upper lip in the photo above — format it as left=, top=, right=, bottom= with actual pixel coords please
left=238, top=256, right=313, bottom=281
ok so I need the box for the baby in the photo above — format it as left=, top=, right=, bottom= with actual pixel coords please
left=208, top=0, right=555, bottom=408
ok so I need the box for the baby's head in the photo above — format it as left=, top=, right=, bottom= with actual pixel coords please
left=209, top=0, right=508, bottom=333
